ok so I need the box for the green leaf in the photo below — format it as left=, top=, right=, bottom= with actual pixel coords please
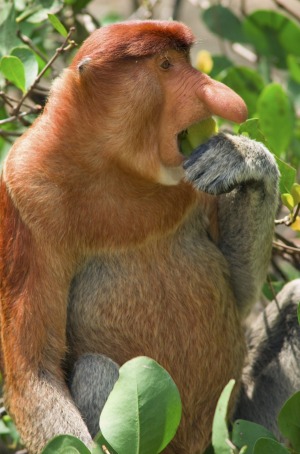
left=1, top=416, right=20, bottom=445
left=179, top=134, right=194, bottom=156
left=11, top=46, right=38, bottom=90
left=203, top=444, right=215, bottom=454
left=0, top=419, right=11, bottom=435
left=278, top=391, right=300, bottom=450
left=232, top=420, right=276, bottom=454
left=93, top=433, right=117, bottom=454
left=41, top=434, right=91, bottom=453
left=243, top=10, right=300, bottom=68
left=218, top=67, right=265, bottom=116
left=202, top=6, right=247, bottom=43
left=210, top=55, right=233, bottom=79
left=275, top=157, right=296, bottom=194
left=297, top=303, right=300, bottom=325
left=262, top=281, right=284, bottom=301
left=14, top=0, right=27, bottom=11
left=281, top=193, right=294, bottom=212
left=48, top=13, right=68, bottom=37
left=0, top=55, right=26, bottom=92
left=239, top=447, right=248, bottom=454
left=238, top=119, right=267, bottom=145
left=17, top=0, right=63, bottom=24
left=0, top=2, right=20, bottom=57
left=212, top=379, right=235, bottom=454
left=66, top=0, right=93, bottom=13
left=287, top=55, right=300, bottom=84
left=257, top=83, right=295, bottom=156
left=186, top=118, right=218, bottom=148
left=16, top=6, right=42, bottom=23
left=253, top=438, right=290, bottom=454
left=100, top=356, right=182, bottom=454
left=91, top=446, right=104, bottom=454
left=291, top=183, right=300, bottom=205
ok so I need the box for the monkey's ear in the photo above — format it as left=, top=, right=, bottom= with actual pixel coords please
left=77, top=57, right=92, bottom=74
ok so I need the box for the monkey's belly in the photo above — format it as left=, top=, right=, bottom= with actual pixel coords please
left=67, top=235, right=245, bottom=452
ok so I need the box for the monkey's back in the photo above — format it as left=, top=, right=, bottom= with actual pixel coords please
left=67, top=204, right=245, bottom=453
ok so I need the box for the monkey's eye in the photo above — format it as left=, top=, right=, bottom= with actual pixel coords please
left=160, top=59, right=172, bottom=70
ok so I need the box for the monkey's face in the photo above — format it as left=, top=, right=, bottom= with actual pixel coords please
left=149, top=49, right=248, bottom=185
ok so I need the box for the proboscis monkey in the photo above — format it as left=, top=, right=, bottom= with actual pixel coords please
left=0, top=20, right=279, bottom=453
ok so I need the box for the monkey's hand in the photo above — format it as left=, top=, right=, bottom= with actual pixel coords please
left=184, top=133, right=279, bottom=196
left=185, top=133, right=279, bottom=318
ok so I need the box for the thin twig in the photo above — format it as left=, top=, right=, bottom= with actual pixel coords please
left=273, top=240, right=300, bottom=253
left=275, top=215, right=290, bottom=225
left=267, top=275, right=280, bottom=311
left=271, top=256, right=289, bottom=282
left=17, top=30, right=49, bottom=63
left=129, top=0, right=160, bottom=19
left=225, top=438, right=239, bottom=453
left=240, top=0, right=247, bottom=16
left=0, top=92, right=40, bottom=110
left=173, top=0, right=182, bottom=20
left=275, top=231, right=298, bottom=248
left=0, top=91, right=15, bottom=109
left=0, top=130, right=22, bottom=137
left=33, top=85, right=49, bottom=92
left=273, top=0, right=300, bottom=21
left=0, top=111, right=30, bottom=125
left=13, top=27, right=76, bottom=117
left=291, top=203, right=300, bottom=224
left=0, top=107, right=41, bottom=126
left=81, top=9, right=101, bottom=29
left=0, top=134, right=13, bottom=143
left=267, top=274, right=280, bottom=307
left=275, top=203, right=300, bottom=226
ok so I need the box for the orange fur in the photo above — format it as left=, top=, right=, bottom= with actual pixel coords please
left=0, top=20, right=247, bottom=453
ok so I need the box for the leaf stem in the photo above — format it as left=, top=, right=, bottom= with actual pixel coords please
left=275, top=203, right=300, bottom=226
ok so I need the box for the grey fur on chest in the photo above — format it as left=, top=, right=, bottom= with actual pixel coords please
left=66, top=214, right=229, bottom=353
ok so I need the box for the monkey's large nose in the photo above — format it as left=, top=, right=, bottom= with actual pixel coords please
left=197, top=75, right=248, bottom=124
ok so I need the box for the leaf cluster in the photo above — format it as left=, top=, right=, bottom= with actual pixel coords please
left=0, top=0, right=117, bottom=161
left=205, top=378, right=300, bottom=454
left=41, top=357, right=182, bottom=454
left=200, top=5, right=300, bottom=165
left=197, top=3, right=300, bottom=285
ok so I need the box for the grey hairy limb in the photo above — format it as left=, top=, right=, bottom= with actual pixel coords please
left=70, top=354, right=119, bottom=437
left=235, top=279, right=300, bottom=437
left=185, top=133, right=280, bottom=317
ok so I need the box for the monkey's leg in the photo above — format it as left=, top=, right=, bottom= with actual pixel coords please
left=185, top=133, right=279, bottom=318
left=234, top=279, right=300, bottom=438
left=69, top=354, right=119, bottom=437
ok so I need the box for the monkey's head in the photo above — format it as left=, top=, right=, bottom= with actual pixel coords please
left=50, top=21, right=247, bottom=186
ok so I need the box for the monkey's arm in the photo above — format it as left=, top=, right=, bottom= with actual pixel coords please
left=0, top=181, right=92, bottom=453
left=184, top=133, right=279, bottom=318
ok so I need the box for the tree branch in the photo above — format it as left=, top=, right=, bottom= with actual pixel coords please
left=13, top=27, right=76, bottom=117
left=17, top=30, right=49, bottom=63
left=275, top=203, right=300, bottom=226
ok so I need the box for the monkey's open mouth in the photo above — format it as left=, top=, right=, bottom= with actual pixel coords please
left=178, top=129, right=188, bottom=141
left=177, top=129, right=196, bottom=158
left=176, top=130, right=189, bottom=158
